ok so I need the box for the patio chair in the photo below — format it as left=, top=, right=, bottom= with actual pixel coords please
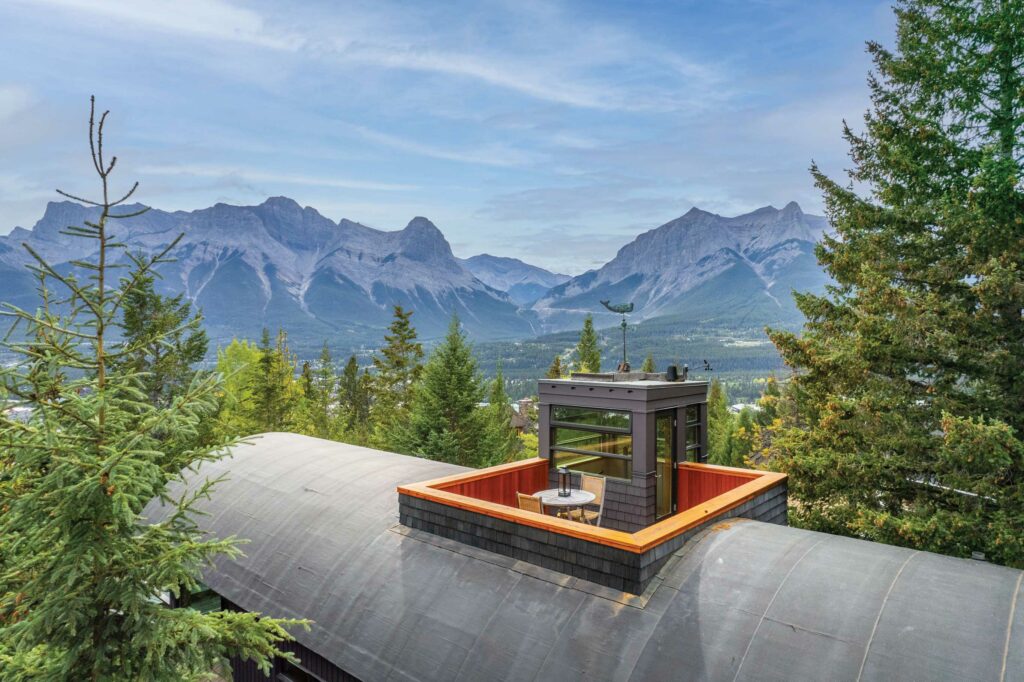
left=517, top=492, right=545, bottom=515
left=566, top=473, right=606, bottom=526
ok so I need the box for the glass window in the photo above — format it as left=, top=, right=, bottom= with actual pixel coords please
left=552, top=426, right=631, bottom=456
left=686, top=405, right=701, bottom=425
left=553, top=450, right=631, bottom=479
left=550, top=405, right=632, bottom=480
left=551, top=406, right=630, bottom=431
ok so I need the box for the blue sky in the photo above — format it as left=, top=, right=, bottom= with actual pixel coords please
left=0, top=0, right=893, bottom=274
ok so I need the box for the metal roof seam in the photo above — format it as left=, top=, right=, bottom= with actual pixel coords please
left=1000, top=571, right=1024, bottom=682
left=855, top=550, right=919, bottom=682
left=731, top=537, right=827, bottom=682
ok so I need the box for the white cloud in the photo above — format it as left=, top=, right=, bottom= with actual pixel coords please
left=137, top=164, right=418, bottom=192
left=14, top=0, right=299, bottom=50
left=339, top=123, right=538, bottom=168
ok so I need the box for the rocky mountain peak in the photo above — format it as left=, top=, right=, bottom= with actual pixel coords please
left=399, top=216, right=453, bottom=263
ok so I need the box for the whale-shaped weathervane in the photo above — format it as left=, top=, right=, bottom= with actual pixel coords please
left=600, top=300, right=634, bottom=314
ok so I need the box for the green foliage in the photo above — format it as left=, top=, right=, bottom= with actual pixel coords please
left=765, top=1, right=1024, bottom=567
left=211, top=338, right=262, bottom=437
left=0, top=99, right=301, bottom=680
left=337, top=355, right=372, bottom=444
left=301, top=342, right=341, bottom=440
left=482, top=364, right=521, bottom=465
left=574, top=315, right=601, bottom=373
left=545, top=354, right=564, bottom=379
left=640, top=353, right=655, bottom=373
left=370, top=306, right=423, bottom=451
left=114, top=270, right=207, bottom=409
left=248, top=328, right=301, bottom=433
left=706, top=379, right=733, bottom=465
left=396, top=315, right=489, bottom=466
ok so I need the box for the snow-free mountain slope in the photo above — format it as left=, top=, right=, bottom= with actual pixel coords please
left=459, top=254, right=570, bottom=305
left=533, top=202, right=829, bottom=331
left=0, top=198, right=534, bottom=351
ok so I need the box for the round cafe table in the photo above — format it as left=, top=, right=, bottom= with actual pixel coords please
left=533, top=488, right=596, bottom=523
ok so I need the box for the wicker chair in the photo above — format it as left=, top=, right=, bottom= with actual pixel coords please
left=566, top=474, right=606, bottom=526
left=517, top=492, right=545, bottom=515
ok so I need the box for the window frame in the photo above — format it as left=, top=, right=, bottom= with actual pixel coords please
left=549, top=405, right=633, bottom=481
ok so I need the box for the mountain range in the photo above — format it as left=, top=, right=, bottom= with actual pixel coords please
left=535, top=201, right=829, bottom=330
left=0, top=198, right=829, bottom=354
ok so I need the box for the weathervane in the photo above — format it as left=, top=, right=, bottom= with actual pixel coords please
left=600, top=300, right=634, bottom=372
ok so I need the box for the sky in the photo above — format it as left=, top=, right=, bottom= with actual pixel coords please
left=0, top=0, right=893, bottom=274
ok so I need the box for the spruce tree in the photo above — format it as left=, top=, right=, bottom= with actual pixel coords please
left=338, top=355, right=371, bottom=443
left=482, top=364, right=520, bottom=465
left=545, top=355, right=563, bottom=379
left=640, top=353, right=655, bottom=373
left=370, top=306, right=423, bottom=450
left=397, top=315, right=487, bottom=466
left=114, top=271, right=207, bottom=409
left=575, top=315, right=601, bottom=373
left=766, top=0, right=1024, bottom=566
left=706, top=379, right=733, bottom=465
left=302, top=342, right=338, bottom=439
left=0, top=98, right=300, bottom=679
left=248, top=328, right=300, bottom=433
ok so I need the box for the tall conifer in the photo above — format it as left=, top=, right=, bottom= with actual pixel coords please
left=575, top=315, right=601, bottom=373
left=0, top=98, right=299, bottom=679
left=397, top=315, right=487, bottom=466
left=370, top=306, right=423, bottom=450
left=767, top=0, right=1024, bottom=566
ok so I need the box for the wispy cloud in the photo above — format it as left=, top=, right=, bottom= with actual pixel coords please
left=137, top=164, right=418, bottom=192
left=339, top=123, right=538, bottom=168
left=16, top=0, right=299, bottom=50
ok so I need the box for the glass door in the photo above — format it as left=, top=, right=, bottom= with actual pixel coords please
left=655, top=411, right=675, bottom=519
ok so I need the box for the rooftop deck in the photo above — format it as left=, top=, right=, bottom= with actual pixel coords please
left=398, top=458, right=787, bottom=592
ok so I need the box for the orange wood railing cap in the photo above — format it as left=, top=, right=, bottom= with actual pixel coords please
left=397, top=459, right=787, bottom=554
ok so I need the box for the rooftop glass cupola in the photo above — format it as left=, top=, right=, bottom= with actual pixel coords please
left=538, top=371, right=709, bottom=532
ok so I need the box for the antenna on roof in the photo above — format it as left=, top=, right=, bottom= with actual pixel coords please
left=600, top=300, right=634, bottom=372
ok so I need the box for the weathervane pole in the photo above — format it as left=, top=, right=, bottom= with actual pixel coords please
left=621, top=315, right=627, bottom=369
left=600, top=299, right=634, bottom=373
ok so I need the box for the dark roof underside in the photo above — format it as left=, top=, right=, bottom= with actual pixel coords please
left=148, top=433, right=1024, bottom=682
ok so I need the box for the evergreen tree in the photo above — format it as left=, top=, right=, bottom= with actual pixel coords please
left=706, top=379, right=733, bottom=465
left=397, top=315, right=488, bottom=466
left=545, top=355, right=564, bottom=379
left=114, top=271, right=207, bottom=409
left=249, top=328, right=300, bottom=432
left=337, top=355, right=371, bottom=443
left=640, top=353, right=655, bottom=373
left=482, top=364, right=520, bottom=465
left=575, top=315, right=601, bottom=373
left=766, top=1, right=1024, bottom=566
left=0, top=99, right=300, bottom=679
left=370, top=306, right=423, bottom=450
left=302, top=342, right=338, bottom=440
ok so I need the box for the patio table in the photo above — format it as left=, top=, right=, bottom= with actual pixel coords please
left=533, top=488, right=596, bottom=523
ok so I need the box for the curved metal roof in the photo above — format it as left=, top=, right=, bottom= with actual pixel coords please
left=148, top=433, right=1024, bottom=682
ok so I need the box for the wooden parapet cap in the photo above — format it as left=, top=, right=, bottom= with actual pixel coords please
left=398, top=458, right=787, bottom=554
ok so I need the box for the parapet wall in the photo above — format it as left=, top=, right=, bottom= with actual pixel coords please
left=399, top=481, right=787, bottom=594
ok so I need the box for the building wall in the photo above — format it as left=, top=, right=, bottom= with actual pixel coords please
left=399, top=481, right=787, bottom=595
left=538, top=378, right=709, bottom=530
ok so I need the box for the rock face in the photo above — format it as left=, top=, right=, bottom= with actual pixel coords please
left=533, top=202, right=830, bottom=331
left=0, top=197, right=831, bottom=351
left=459, top=254, right=570, bottom=305
left=0, top=198, right=535, bottom=351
